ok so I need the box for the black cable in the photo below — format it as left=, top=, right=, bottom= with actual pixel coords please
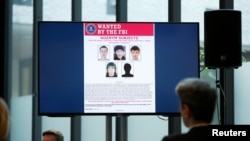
left=216, top=80, right=226, bottom=107
left=215, top=69, right=221, bottom=125
left=216, top=99, right=221, bottom=125
left=200, top=66, right=206, bottom=72
left=215, top=69, right=226, bottom=125
left=157, top=115, right=169, bottom=121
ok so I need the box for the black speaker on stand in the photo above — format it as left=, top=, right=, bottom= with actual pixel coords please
left=204, top=10, right=242, bottom=68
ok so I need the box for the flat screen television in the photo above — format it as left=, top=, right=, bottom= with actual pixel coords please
left=38, top=22, right=200, bottom=116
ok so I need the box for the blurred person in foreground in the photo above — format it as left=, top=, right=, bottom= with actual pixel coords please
left=0, top=97, right=10, bottom=141
left=42, top=129, right=64, bottom=141
left=162, top=77, right=217, bottom=141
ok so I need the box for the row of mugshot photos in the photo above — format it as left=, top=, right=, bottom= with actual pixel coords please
left=98, top=45, right=141, bottom=61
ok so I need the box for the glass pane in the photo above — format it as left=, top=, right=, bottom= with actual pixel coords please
left=81, top=116, right=106, bottom=141
left=10, top=1, right=34, bottom=141
left=235, top=0, right=250, bottom=62
left=12, top=0, right=34, bottom=97
left=128, top=116, right=168, bottom=141
left=128, top=0, right=168, bottom=22
left=43, top=0, right=71, bottom=21
left=234, top=63, right=250, bottom=124
left=10, top=96, right=32, bottom=141
left=182, top=0, right=218, bottom=41
left=234, top=0, right=250, bottom=124
left=82, top=0, right=116, bottom=21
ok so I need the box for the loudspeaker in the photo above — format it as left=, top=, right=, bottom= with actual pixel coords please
left=204, top=10, right=242, bottom=68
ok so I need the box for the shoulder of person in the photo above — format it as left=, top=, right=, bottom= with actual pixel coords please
left=161, top=134, right=187, bottom=141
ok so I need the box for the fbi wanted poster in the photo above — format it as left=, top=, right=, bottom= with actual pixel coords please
left=83, top=23, right=155, bottom=113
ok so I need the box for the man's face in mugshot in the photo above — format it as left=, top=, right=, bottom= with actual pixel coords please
left=131, top=50, right=140, bottom=60
left=115, top=49, right=124, bottom=59
left=100, top=47, right=108, bottom=59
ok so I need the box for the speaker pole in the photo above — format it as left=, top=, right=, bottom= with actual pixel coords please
left=219, top=68, right=225, bottom=125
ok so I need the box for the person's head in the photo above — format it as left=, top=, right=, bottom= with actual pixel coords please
left=99, top=46, right=108, bottom=59
left=130, top=46, right=140, bottom=60
left=124, top=63, right=131, bottom=73
left=0, top=97, right=9, bottom=141
left=42, top=129, right=64, bottom=141
left=106, top=62, right=117, bottom=77
left=114, top=45, right=125, bottom=59
left=175, top=78, right=217, bottom=128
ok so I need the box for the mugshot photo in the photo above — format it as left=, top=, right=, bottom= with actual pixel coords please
left=121, top=62, right=134, bottom=77
left=114, top=45, right=126, bottom=60
left=130, top=45, right=141, bottom=61
left=105, top=62, right=118, bottom=77
left=98, top=45, right=109, bottom=61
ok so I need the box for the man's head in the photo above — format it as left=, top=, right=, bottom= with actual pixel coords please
left=130, top=46, right=140, bottom=60
left=114, top=45, right=125, bottom=59
left=175, top=78, right=217, bottom=127
left=0, top=97, right=9, bottom=141
left=99, top=46, right=108, bottom=59
left=42, top=129, right=64, bottom=141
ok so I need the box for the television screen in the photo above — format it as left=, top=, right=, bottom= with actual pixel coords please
left=38, top=22, right=199, bottom=116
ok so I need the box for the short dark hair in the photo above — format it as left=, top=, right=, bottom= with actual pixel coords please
left=100, top=45, right=108, bottom=50
left=130, top=45, right=140, bottom=51
left=175, top=78, right=217, bottom=123
left=43, top=129, right=64, bottom=141
left=114, top=45, right=125, bottom=52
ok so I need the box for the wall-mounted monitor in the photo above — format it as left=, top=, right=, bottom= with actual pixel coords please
left=38, top=22, right=200, bottom=116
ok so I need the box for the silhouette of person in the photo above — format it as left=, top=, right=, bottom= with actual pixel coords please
left=106, top=62, right=118, bottom=77
left=122, top=63, right=133, bottom=77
